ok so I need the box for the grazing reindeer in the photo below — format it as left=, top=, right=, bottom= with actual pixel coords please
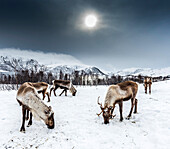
left=144, top=77, right=152, bottom=94
left=16, top=82, right=55, bottom=132
left=50, top=80, right=77, bottom=97
left=24, top=82, right=51, bottom=121
left=28, top=82, right=51, bottom=102
left=97, top=81, right=138, bottom=124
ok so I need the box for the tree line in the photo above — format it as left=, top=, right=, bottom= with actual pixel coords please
left=0, top=69, right=170, bottom=90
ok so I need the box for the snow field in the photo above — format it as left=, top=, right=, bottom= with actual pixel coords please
left=0, top=81, right=170, bottom=149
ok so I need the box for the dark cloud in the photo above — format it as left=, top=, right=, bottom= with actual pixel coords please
left=0, top=0, right=170, bottom=69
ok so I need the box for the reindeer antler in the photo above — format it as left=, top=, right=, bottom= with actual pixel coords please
left=97, top=96, right=102, bottom=108
left=97, top=96, right=104, bottom=116
left=110, top=114, right=116, bottom=119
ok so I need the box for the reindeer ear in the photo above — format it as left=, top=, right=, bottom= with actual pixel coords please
left=44, top=110, right=48, bottom=114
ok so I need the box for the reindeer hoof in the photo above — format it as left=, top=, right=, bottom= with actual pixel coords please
left=120, top=118, right=123, bottom=121
left=27, top=121, right=32, bottom=127
left=27, top=124, right=32, bottom=127
left=20, top=130, right=25, bottom=133
left=20, top=128, right=25, bottom=133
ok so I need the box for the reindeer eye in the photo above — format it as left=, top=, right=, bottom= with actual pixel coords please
left=44, top=110, right=49, bottom=114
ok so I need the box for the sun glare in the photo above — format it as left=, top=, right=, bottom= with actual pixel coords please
left=85, top=14, right=97, bottom=28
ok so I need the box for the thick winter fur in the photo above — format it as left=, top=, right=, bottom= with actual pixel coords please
left=50, top=80, right=77, bottom=96
left=144, top=77, right=152, bottom=94
left=97, top=81, right=138, bottom=124
left=28, top=82, right=51, bottom=102
left=16, top=82, right=54, bottom=132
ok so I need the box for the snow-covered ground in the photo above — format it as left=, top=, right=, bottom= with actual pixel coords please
left=0, top=81, right=170, bottom=149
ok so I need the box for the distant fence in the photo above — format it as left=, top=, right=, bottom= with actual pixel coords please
left=0, top=84, right=20, bottom=91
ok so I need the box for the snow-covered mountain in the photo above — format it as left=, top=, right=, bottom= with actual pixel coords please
left=0, top=56, right=106, bottom=76
left=47, top=64, right=105, bottom=75
left=0, top=56, right=46, bottom=73
left=114, top=67, right=170, bottom=77
left=0, top=55, right=170, bottom=77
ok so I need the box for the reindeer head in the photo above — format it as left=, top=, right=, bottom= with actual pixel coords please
left=102, top=107, right=112, bottom=124
left=97, top=97, right=115, bottom=124
left=72, top=90, right=77, bottom=96
left=70, top=84, right=77, bottom=96
left=44, top=106, right=55, bottom=129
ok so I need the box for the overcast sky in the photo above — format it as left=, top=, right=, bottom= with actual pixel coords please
left=0, top=0, right=170, bottom=71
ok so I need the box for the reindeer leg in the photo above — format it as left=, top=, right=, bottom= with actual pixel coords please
left=20, top=105, right=26, bottom=132
left=119, top=101, right=123, bottom=121
left=149, top=84, right=151, bottom=94
left=127, top=98, right=135, bottom=119
left=46, top=92, right=50, bottom=102
left=27, top=112, right=32, bottom=127
left=59, top=89, right=65, bottom=96
left=26, top=109, right=29, bottom=120
left=145, top=85, right=147, bottom=94
left=50, top=87, right=54, bottom=96
left=42, top=90, right=46, bottom=100
left=110, top=103, right=116, bottom=119
left=54, top=87, right=58, bottom=96
left=134, top=98, right=138, bottom=114
left=65, top=89, right=67, bottom=96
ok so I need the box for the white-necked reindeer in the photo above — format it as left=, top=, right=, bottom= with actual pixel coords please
left=28, top=82, right=51, bottom=102
left=97, top=81, right=138, bottom=124
left=50, top=80, right=77, bottom=97
left=16, top=82, right=55, bottom=132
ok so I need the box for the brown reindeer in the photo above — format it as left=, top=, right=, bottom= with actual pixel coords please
left=28, top=82, right=51, bottom=102
left=50, top=80, right=77, bottom=97
left=16, top=82, right=55, bottom=132
left=144, top=77, right=152, bottom=94
left=97, top=81, right=138, bottom=124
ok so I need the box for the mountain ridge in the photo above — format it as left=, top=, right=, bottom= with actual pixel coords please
left=0, top=56, right=106, bottom=76
left=0, top=55, right=170, bottom=77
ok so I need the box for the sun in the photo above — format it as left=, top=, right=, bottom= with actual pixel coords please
left=85, top=14, right=97, bottom=28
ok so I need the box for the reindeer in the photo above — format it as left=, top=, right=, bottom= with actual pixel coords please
left=144, top=77, right=152, bottom=94
left=16, top=82, right=55, bottom=132
left=23, top=82, right=51, bottom=121
left=97, top=81, right=138, bottom=124
left=28, top=82, right=51, bottom=102
left=50, top=80, right=77, bottom=97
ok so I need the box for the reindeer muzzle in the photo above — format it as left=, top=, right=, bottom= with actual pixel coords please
left=47, top=124, right=54, bottom=129
left=104, top=120, right=109, bottom=124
